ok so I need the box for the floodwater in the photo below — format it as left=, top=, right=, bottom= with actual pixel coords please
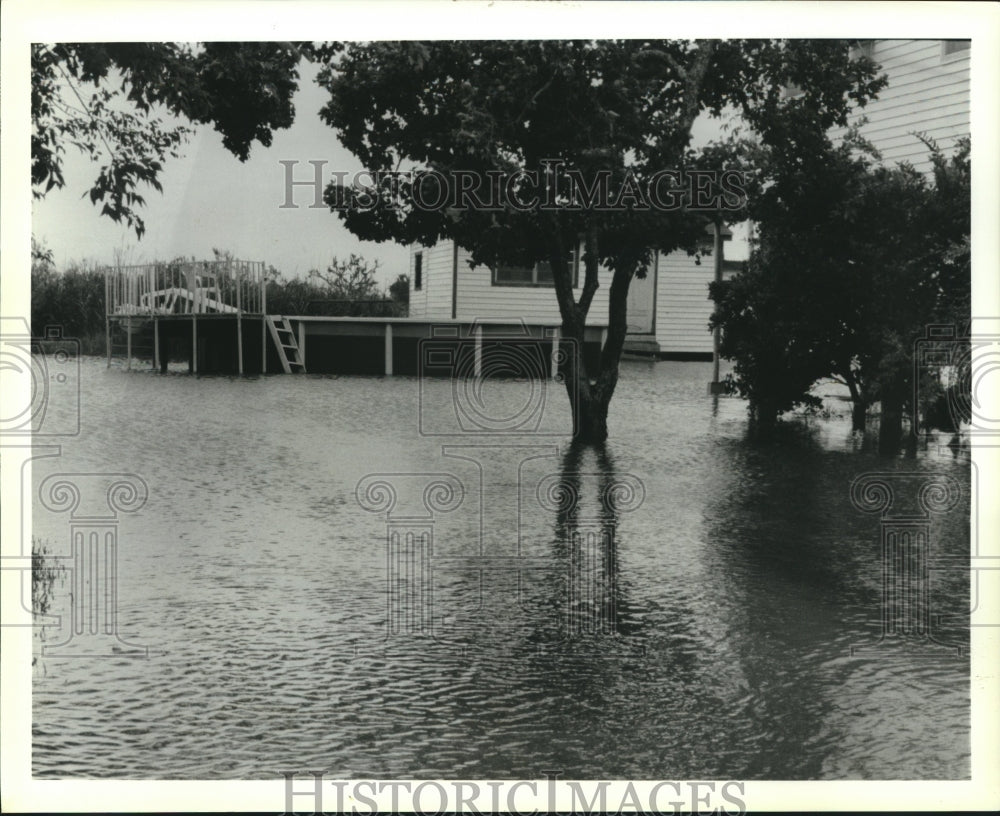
left=31, top=356, right=970, bottom=779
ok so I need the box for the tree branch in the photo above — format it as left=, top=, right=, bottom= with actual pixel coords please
left=595, top=263, right=635, bottom=397
left=54, top=61, right=117, bottom=164
left=547, top=214, right=579, bottom=330
left=514, top=67, right=560, bottom=125
left=662, top=52, right=688, bottom=81
left=576, top=223, right=600, bottom=318
left=678, top=40, right=716, bottom=133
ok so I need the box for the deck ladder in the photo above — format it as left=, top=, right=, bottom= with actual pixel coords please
left=266, top=315, right=306, bottom=373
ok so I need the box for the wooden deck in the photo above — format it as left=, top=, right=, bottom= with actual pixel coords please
left=107, top=314, right=608, bottom=377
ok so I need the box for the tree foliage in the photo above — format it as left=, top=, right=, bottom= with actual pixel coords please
left=389, top=273, right=410, bottom=311
left=317, top=40, right=885, bottom=440
left=710, top=135, right=971, bottom=442
left=263, top=254, right=399, bottom=316
left=308, top=254, right=383, bottom=300
left=31, top=42, right=324, bottom=237
left=30, top=252, right=106, bottom=341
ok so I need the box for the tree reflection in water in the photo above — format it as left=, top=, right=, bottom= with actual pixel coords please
left=538, top=441, right=646, bottom=646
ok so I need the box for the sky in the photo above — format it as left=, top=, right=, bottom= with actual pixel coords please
left=31, top=55, right=749, bottom=290
left=32, top=60, right=413, bottom=287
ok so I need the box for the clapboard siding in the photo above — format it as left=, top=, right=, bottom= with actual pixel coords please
left=413, top=240, right=718, bottom=352
left=833, top=40, right=970, bottom=174
left=870, top=40, right=931, bottom=59
left=858, top=107, right=969, bottom=143
left=858, top=69, right=969, bottom=106
left=654, top=251, right=716, bottom=354
left=856, top=92, right=969, bottom=129
left=408, top=243, right=454, bottom=318
left=452, top=246, right=612, bottom=326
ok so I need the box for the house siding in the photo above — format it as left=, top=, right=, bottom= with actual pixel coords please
left=408, top=243, right=454, bottom=318
left=834, top=39, right=970, bottom=174
left=411, top=240, right=720, bottom=352
left=653, top=250, right=718, bottom=355
left=454, top=247, right=612, bottom=326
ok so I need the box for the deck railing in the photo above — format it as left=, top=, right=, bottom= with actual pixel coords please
left=104, top=260, right=266, bottom=317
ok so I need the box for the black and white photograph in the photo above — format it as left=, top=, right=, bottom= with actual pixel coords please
left=2, top=1, right=998, bottom=812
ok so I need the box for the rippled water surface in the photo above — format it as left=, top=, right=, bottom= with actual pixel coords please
left=32, top=357, right=970, bottom=779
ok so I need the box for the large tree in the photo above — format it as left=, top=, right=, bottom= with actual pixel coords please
left=316, top=40, right=884, bottom=442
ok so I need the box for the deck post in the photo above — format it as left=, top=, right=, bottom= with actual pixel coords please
left=236, top=264, right=244, bottom=376
left=153, top=317, right=160, bottom=371
left=384, top=323, right=393, bottom=376
left=126, top=317, right=132, bottom=371
left=298, top=320, right=307, bottom=370
left=192, top=312, right=198, bottom=375
left=550, top=327, right=560, bottom=380
left=474, top=324, right=482, bottom=378
left=105, top=271, right=111, bottom=368
left=261, top=274, right=267, bottom=375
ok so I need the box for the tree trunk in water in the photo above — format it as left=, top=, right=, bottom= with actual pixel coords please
left=842, top=366, right=867, bottom=432
left=749, top=400, right=779, bottom=438
left=851, top=401, right=867, bottom=433
left=553, top=247, right=634, bottom=444
left=558, top=319, right=610, bottom=443
left=878, top=393, right=904, bottom=454
left=903, top=398, right=919, bottom=457
left=574, top=392, right=610, bottom=444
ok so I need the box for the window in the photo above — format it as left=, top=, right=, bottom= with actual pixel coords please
left=942, top=40, right=971, bottom=61
left=414, top=252, right=423, bottom=291
left=492, top=249, right=580, bottom=287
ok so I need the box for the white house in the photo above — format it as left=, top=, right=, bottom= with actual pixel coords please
left=834, top=39, right=970, bottom=174
left=407, top=40, right=969, bottom=360
left=408, top=225, right=736, bottom=360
